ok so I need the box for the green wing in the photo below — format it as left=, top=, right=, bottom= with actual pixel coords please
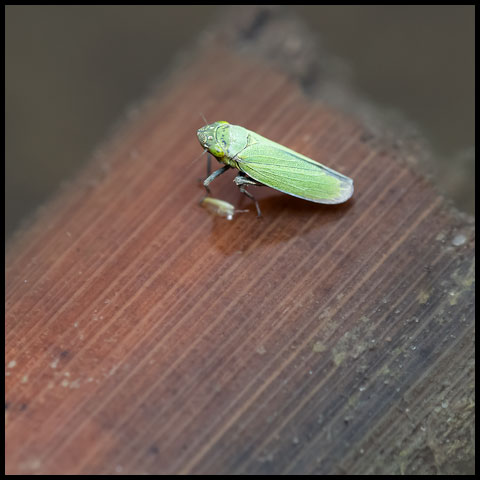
left=235, top=141, right=353, bottom=204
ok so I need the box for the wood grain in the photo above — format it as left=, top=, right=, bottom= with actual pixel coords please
left=5, top=7, right=474, bottom=475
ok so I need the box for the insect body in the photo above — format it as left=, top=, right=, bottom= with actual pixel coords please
left=198, top=121, right=353, bottom=216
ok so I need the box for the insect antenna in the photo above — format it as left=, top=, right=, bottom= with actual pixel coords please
left=199, top=112, right=209, bottom=126
left=190, top=147, right=208, bottom=166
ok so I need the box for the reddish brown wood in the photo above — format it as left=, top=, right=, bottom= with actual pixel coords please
left=5, top=7, right=474, bottom=475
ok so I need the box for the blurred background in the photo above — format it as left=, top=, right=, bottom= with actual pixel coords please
left=5, top=5, right=475, bottom=241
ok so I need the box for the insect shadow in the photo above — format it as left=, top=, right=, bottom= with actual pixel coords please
left=205, top=191, right=355, bottom=255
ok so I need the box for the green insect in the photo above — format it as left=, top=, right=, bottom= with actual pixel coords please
left=198, top=121, right=353, bottom=216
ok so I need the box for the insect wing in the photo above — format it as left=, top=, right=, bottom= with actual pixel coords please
left=235, top=140, right=353, bottom=204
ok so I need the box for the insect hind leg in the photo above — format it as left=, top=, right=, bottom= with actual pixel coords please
left=234, top=173, right=263, bottom=217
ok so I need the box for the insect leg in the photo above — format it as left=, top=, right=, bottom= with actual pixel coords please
left=206, top=154, right=212, bottom=177
left=234, top=173, right=263, bottom=217
left=233, top=173, right=263, bottom=187
left=203, top=165, right=230, bottom=194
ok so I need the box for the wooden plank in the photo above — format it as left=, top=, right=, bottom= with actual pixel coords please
left=5, top=6, right=474, bottom=475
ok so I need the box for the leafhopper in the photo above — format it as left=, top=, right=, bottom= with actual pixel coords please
left=198, top=121, right=353, bottom=216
